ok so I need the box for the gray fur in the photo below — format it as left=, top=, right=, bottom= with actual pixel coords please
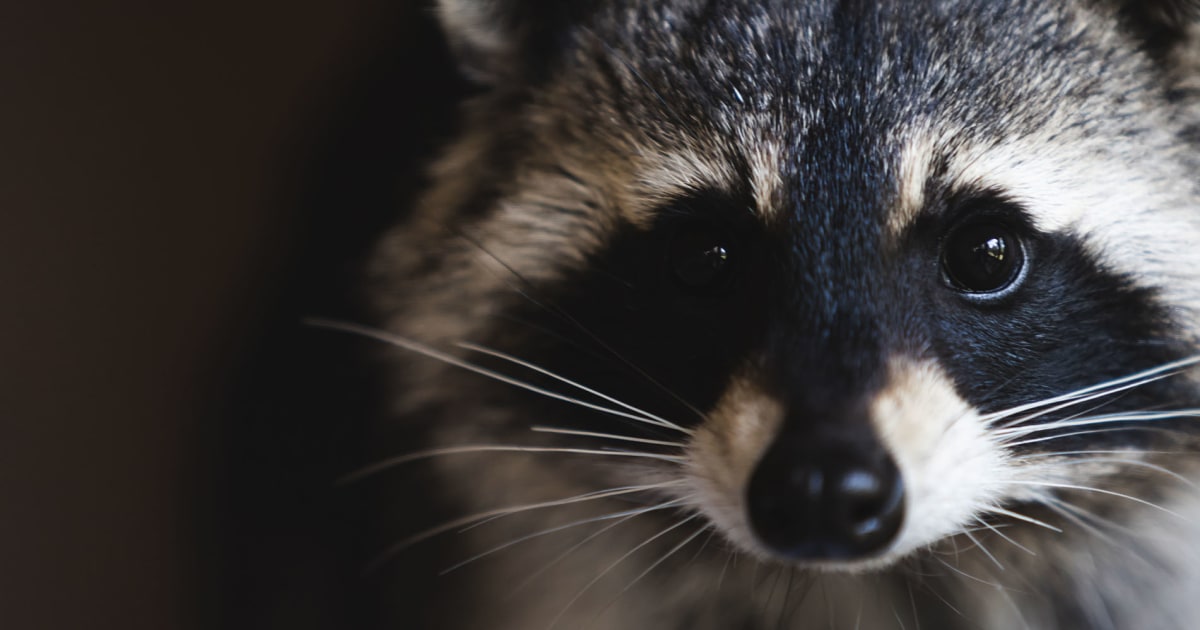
left=369, top=1, right=1200, bottom=628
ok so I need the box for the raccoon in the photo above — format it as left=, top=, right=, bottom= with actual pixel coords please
left=334, top=0, right=1200, bottom=628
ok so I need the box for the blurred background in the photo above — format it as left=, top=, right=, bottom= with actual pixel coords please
left=0, top=1, right=464, bottom=627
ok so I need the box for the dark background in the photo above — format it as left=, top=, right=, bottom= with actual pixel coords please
left=1, top=1, right=463, bottom=627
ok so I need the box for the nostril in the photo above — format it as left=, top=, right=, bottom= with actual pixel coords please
left=837, top=461, right=904, bottom=544
left=841, top=469, right=886, bottom=531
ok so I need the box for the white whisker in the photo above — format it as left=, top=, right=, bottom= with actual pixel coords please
left=990, top=375, right=1162, bottom=430
left=1038, top=499, right=1124, bottom=548
left=458, top=482, right=683, bottom=534
left=892, top=601, right=907, bottom=630
left=907, top=578, right=921, bottom=630
left=548, top=513, right=702, bottom=629
left=983, top=505, right=1063, bottom=533
left=1002, top=426, right=1190, bottom=449
left=716, top=549, right=734, bottom=594
left=934, top=557, right=1004, bottom=589
left=1015, top=449, right=1183, bottom=460
left=454, top=233, right=709, bottom=422
left=975, top=517, right=1036, bottom=556
left=306, top=319, right=688, bottom=435
left=1046, top=498, right=1176, bottom=558
left=1014, top=454, right=1200, bottom=491
left=460, top=342, right=692, bottom=434
left=983, top=356, right=1200, bottom=427
left=599, top=523, right=711, bottom=616
left=684, top=528, right=718, bottom=568
left=1012, top=481, right=1187, bottom=520
left=963, top=529, right=1005, bottom=571
left=919, top=577, right=968, bottom=621
left=365, top=482, right=683, bottom=573
left=531, top=426, right=686, bottom=449
left=508, top=507, right=656, bottom=598
left=340, top=444, right=684, bottom=484
left=441, top=497, right=691, bottom=575
left=996, top=409, right=1200, bottom=440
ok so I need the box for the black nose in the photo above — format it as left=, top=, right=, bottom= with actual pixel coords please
left=746, top=435, right=905, bottom=560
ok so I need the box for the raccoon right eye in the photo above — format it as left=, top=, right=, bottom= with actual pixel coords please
left=667, top=225, right=734, bottom=291
left=941, top=220, right=1026, bottom=295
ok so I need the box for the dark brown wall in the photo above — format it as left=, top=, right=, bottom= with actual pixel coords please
left=0, top=2, right=441, bottom=628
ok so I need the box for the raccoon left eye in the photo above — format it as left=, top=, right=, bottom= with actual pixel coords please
left=668, top=225, right=734, bottom=291
left=941, top=221, right=1025, bottom=295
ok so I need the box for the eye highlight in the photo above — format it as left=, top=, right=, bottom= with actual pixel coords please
left=668, top=224, right=734, bottom=291
left=941, top=220, right=1025, bottom=295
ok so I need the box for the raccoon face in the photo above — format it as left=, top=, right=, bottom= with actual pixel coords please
left=371, top=0, right=1200, bottom=577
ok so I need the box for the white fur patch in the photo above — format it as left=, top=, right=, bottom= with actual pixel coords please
left=888, top=128, right=937, bottom=238
left=684, top=375, right=783, bottom=556
left=746, top=137, right=785, bottom=217
left=620, top=145, right=740, bottom=225
left=870, top=360, right=1011, bottom=559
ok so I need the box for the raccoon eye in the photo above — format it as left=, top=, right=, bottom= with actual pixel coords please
left=668, top=225, right=733, bottom=291
left=941, top=221, right=1025, bottom=294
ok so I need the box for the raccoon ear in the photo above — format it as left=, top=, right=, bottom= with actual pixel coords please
left=436, top=0, right=595, bottom=84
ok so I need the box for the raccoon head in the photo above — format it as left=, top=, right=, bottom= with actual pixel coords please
left=373, top=0, right=1200, bottom=573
